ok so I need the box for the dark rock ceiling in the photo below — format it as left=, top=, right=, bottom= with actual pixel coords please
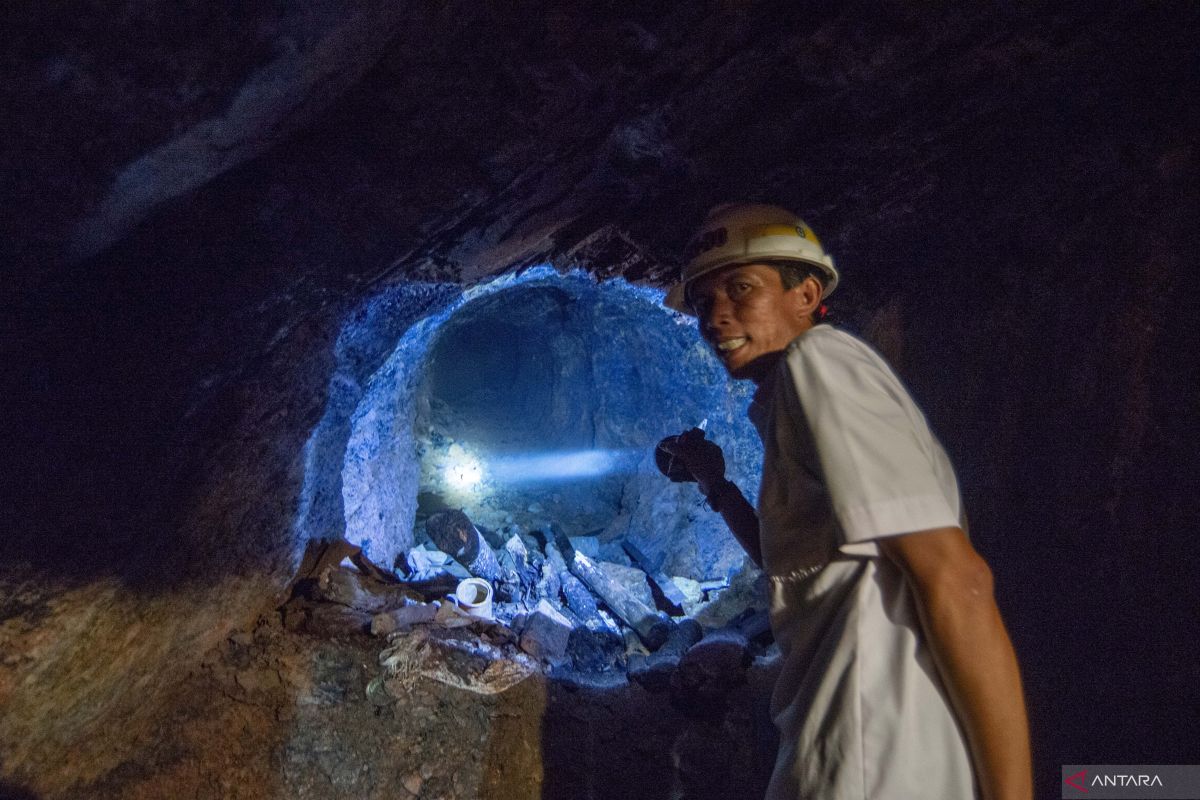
left=6, top=2, right=1191, bottom=285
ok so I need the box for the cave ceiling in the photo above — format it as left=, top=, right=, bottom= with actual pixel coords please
left=8, top=2, right=1191, bottom=293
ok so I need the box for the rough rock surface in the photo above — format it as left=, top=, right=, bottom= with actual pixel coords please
left=2, top=3, right=1199, bottom=797
left=5, top=612, right=777, bottom=799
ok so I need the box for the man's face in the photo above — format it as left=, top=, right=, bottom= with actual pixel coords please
left=688, top=263, right=813, bottom=382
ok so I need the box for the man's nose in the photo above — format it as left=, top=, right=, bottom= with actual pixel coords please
left=701, top=292, right=734, bottom=335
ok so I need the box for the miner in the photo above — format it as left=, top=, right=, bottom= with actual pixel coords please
left=659, top=204, right=1031, bottom=800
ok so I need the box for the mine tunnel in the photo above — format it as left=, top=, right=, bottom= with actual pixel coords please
left=331, top=272, right=758, bottom=582
left=3, top=3, right=1199, bottom=800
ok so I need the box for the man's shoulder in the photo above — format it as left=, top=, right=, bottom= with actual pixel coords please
left=785, top=324, right=878, bottom=365
left=781, top=324, right=904, bottom=401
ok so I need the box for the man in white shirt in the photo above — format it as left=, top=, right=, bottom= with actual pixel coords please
left=660, top=204, right=1032, bottom=800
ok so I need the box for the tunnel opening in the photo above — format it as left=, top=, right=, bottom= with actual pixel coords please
left=294, top=268, right=774, bottom=680
left=333, top=269, right=764, bottom=580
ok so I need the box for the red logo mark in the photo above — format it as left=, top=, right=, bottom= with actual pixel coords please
left=1065, top=770, right=1088, bottom=792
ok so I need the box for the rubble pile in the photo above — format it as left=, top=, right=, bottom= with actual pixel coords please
left=281, top=509, right=774, bottom=705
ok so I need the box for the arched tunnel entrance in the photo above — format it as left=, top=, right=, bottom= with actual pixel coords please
left=330, top=269, right=762, bottom=590
left=289, top=266, right=780, bottom=670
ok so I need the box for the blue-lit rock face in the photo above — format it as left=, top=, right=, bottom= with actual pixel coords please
left=307, top=269, right=761, bottom=581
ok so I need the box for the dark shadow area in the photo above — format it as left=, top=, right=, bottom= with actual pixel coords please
left=0, top=782, right=41, bottom=800
left=538, top=670, right=779, bottom=800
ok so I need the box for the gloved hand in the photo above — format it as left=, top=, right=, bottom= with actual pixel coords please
left=655, top=427, right=727, bottom=494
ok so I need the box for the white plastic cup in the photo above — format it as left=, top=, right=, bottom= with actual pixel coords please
left=454, top=577, right=494, bottom=621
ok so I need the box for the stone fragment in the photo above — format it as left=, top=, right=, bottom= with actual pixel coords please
left=732, top=608, right=772, bottom=645
left=622, top=540, right=688, bottom=615
left=371, top=602, right=439, bottom=636
left=570, top=551, right=670, bottom=649
left=561, top=572, right=600, bottom=621
left=434, top=600, right=475, bottom=628
left=627, top=651, right=678, bottom=693
left=597, top=539, right=633, bottom=566
left=672, top=628, right=750, bottom=701
left=396, top=602, right=440, bottom=627
left=596, top=560, right=655, bottom=609
left=567, top=535, right=600, bottom=558
left=539, top=540, right=567, bottom=601
left=623, top=628, right=648, bottom=656
left=518, top=599, right=574, bottom=661
left=659, top=618, right=704, bottom=657
left=370, top=612, right=398, bottom=637
left=627, top=616, right=701, bottom=691
left=310, top=565, right=424, bottom=613
left=692, top=563, right=769, bottom=628
left=673, top=576, right=704, bottom=610
left=403, top=772, right=423, bottom=795
left=567, top=626, right=624, bottom=672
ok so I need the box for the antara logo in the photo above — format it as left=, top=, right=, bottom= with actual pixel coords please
left=1064, top=770, right=1088, bottom=792
left=1092, top=773, right=1164, bottom=787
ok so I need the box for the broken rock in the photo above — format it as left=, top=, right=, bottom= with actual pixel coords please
left=518, top=599, right=574, bottom=661
left=623, top=539, right=688, bottom=615
left=596, top=560, right=655, bottom=609
left=370, top=602, right=439, bottom=636
left=566, top=626, right=624, bottom=673
left=628, top=652, right=678, bottom=693
left=570, top=551, right=670, bottom=649
left=561, top=572, right=600, bottom=622
left=434, top=600, right=476, bottom=628
left=628, top=611, right=702, bottom=692
left=672, top=628, right=751, bottom=702
left=659, top=618, right=704, bottom=657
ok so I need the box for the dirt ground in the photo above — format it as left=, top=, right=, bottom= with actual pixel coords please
left=42, top=612, right=778, bottom=800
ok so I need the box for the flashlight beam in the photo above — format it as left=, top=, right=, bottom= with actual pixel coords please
left=488, top=449, right=639, bottom=483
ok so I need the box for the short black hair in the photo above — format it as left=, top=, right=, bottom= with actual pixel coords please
left=767, top=260, right=826, bottom=292
left=767, top=261, right=828, bottom=322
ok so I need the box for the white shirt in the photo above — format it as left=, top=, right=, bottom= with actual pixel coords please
left=750, top=325, right=977, bottom=800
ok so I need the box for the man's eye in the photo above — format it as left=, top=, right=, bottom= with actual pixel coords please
left=730, top=282, right=753, bottom=296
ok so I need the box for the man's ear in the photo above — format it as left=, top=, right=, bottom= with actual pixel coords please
left=786, top=275, right=824, bottom=320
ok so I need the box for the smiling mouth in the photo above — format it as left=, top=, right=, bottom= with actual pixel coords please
left=716, top=337, right=747, bottom=353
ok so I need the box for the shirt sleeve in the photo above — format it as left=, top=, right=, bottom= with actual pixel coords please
left=784, top=329, right=961, bottom=548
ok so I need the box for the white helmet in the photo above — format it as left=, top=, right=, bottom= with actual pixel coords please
left=665, top=203, right=838, bottom=314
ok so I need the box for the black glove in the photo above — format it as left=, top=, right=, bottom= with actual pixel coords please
left=655, top=427, right=726, bottom=489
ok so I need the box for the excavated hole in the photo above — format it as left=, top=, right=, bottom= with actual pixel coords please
left=297, top=269, right=774, bottom=680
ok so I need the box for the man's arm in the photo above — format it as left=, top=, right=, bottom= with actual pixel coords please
left=879, top=527, right=1032, bottom=800
left=699, top=477, right=762, bottom=568
left=658, top=430, right=762, bottom=567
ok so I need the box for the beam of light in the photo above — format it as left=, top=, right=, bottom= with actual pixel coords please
left=488, top=448, right=640, bottom=484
